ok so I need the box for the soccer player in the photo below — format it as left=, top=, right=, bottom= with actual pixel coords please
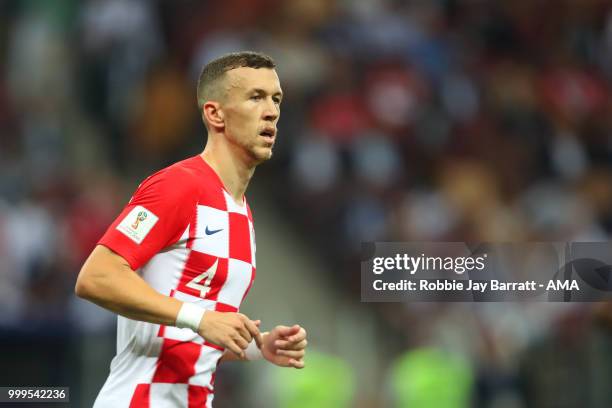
left=75, top=51, right=308, bottom=407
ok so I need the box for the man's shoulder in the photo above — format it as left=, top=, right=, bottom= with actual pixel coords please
left=137, top=155, right=224, bottom=201
left=138, top=156, right=205, bottom=197
left=160, top=156, right=205, bottom=181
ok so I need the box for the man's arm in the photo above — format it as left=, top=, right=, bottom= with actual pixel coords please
left=75, top=245, right=262, bottom=357
left=76, top=245, right=181, bottom=325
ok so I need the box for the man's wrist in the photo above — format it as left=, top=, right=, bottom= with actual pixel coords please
left=245, top=339, right=263, bottom=361
left=175, top=302, right=206, bottom=332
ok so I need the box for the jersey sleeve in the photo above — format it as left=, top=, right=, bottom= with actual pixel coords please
left=98, top=168, right=196, bottom=270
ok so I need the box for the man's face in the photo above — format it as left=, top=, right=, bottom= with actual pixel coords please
left=220, top=67, right=283, bottom=164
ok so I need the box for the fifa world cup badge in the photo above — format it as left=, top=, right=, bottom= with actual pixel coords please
left=132, top=211, right=148, bottom=229
left=117, top=206, right=159, bottom=244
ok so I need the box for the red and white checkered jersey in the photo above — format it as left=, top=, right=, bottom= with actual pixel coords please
left=93, top=155, right=256, bottom=408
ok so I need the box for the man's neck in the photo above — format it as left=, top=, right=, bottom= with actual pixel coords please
left=200, top=140, right=255, bottom=204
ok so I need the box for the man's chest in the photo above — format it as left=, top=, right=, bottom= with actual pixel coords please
left=174, top=202, right=256, bottom=310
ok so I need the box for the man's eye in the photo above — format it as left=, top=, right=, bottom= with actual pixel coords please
left=273, top=98, right=281, bottom=105
left=251, top=95, right=262, bottom=101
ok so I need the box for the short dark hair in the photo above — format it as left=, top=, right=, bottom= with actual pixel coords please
left=196, top=51, right=276, bottom=110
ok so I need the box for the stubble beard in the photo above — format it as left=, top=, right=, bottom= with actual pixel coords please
left=249, top=144, right=273, bottom=165
left=236, top=136, right=273, bottom=166
left=226, top=128, right=274, bottom=165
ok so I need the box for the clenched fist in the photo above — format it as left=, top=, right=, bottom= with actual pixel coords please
left=262, top=325, right=307, bottom=369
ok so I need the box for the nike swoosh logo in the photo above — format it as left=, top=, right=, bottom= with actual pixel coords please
left=205, top=226, right=223, bottom=235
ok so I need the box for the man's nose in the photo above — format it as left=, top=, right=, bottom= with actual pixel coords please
left=263, top=99, right=279, bottom=121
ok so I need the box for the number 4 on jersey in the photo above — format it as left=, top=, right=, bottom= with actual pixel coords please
left=186, top=259, right=218, bottom=297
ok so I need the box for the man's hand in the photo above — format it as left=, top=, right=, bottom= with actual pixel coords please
left=198, top=311, right=262, bottom=359
left=262, top=325, right=307, bottom=369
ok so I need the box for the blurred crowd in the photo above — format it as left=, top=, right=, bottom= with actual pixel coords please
left=1, top=0, right=612, bottom=406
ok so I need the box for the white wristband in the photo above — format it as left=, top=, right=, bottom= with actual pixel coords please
left=175, top=302, right=205, bottom=332
left=245, top=339, right=263, bottom=361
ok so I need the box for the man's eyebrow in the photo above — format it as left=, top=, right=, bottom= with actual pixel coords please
left=250, top=88, right=284, bottom=98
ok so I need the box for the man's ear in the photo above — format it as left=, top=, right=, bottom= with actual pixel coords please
left=203, top=101, right=224, bottom=129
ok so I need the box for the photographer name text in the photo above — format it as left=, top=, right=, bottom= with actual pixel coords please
left=373, top=279, right=580, bottom=292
